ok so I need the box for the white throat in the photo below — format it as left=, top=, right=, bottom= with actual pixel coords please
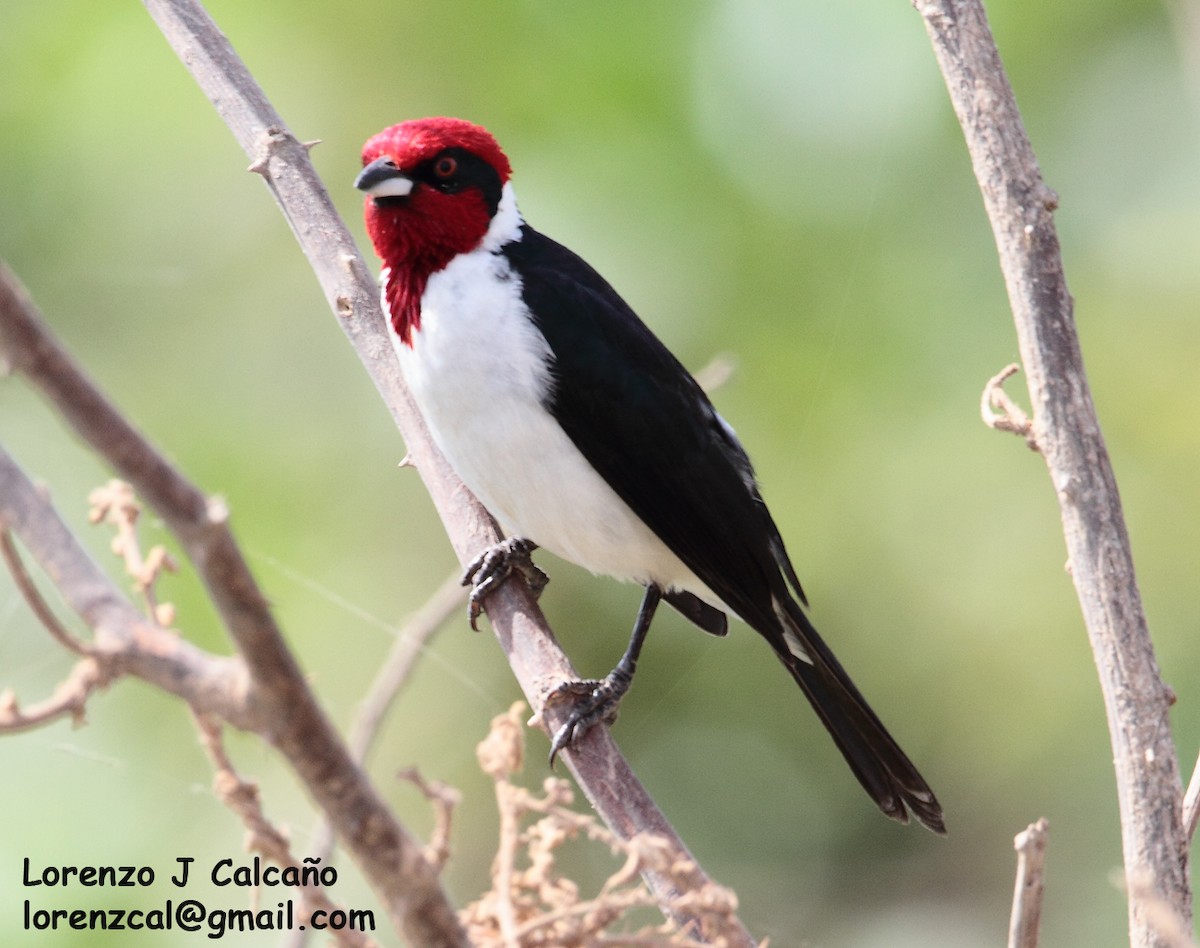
left=481, top=181, right=523, bottom=251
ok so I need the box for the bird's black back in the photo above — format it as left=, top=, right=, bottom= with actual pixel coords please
left=500, top=225, right=945, bottom=833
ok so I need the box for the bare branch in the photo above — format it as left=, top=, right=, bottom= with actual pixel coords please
left=692, top=353, right=738, bottom=396
left=0, top=658, right=106, bottom=735
left=284, top=571, right=462, bottom=948
left=1007, top=819, right=1049, bottom=948
left=396, top=767, right=461, bottom=875
left=137, top=0, right=754, bottom=940
left=916, top=1, right=1191, bottom=942
left=0, top=262, right=293, bottom=703
left=0, top=272, right=464, bottom=945
left=0, top=444, right=258, bottom=727
left=348, top=571, right=465, bottom=762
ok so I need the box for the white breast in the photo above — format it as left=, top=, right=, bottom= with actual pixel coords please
left=389, top=185, right=712, bottom=600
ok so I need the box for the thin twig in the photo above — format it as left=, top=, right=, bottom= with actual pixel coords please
left=192, top=711, right=377, bottom=948
left=0, top=527, right=93, bottom=656
left=1182, top=749, right=1200, bottom=844
left=1007, top=818, right=1049, bottom=948
left=916, top=2, right=1191, bottom=942
left=396, top=767, right=461, bottom=874
left=0, top=658, right=106, bottom=734
left=348, top=571, right=465, bottom=761
left=284, top=571, right=463, bottom=948
left=88, top=479, right=178, bottom=627
left=466, top=705, right=745, bottom=947
left=0, top=265, right=287, bottom=693
left=981, top=363, right=1037, bottom=450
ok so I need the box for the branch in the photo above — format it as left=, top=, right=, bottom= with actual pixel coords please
left=138, top=0, right=754, bottom=941
left=347, top=571, right=465, bottom=763
left=0, top=444, right=258, bottom=728
left=0, top=654, right=105, bottom=734
left=1125, top=871, right=1199, bottom=948
left=915, top=1, right=1192, bottom=943
left=0, top=271, right=464, bottom=944
left=1007, top=819, right=1049, bottom=948
left=0, top=527, right=94, bottom=657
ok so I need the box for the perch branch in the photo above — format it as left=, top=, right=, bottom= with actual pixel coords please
left=915, top=1, right=1191, bottom=943
left=139, top=0, right=753, bottom=940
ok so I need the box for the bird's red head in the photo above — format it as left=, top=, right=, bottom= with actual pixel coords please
left=356, top=117, right=513, bottom=344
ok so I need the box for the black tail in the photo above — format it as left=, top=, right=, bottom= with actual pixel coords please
left=774, top=597, right=945, bottom=835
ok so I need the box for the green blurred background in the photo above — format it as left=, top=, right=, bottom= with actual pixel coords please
left=2, top=0, right=1198, bottom=944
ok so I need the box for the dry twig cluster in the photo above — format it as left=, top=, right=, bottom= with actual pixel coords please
left=464, top=704, right=750, bottom=948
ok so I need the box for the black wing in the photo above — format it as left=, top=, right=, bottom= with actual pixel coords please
left=503, top=225, right=801, bottom=633
left=503, top=226, right=944, bottom=833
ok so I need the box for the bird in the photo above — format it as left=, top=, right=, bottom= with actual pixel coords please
left=355, top=116, right=945, bottom=834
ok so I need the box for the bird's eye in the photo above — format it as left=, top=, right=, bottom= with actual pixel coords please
left=433, top=156, right=458, bottom=179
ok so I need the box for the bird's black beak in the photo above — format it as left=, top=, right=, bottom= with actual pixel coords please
left=355, top=156, right=414, bottom=202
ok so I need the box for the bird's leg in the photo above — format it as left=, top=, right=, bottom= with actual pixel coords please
left=462, top=537, right=549, bottom=630
left=547, top=584, right=662, bottom=765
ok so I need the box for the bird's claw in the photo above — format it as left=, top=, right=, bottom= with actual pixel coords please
left=461, top=537, right=548, bottom=630
left=545, top=676, right=626, bottom=766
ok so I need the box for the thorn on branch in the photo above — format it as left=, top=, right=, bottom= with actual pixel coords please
left=982, top=364, right=1039, bottom=451
left=246, top=126, right=299, bottom=178
left=206, top=495, right=231, bottom=526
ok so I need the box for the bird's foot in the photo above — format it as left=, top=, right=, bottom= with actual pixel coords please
left=545, top=670, right=632, bottom=766
left=461, top=537, right=548, bottom=630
